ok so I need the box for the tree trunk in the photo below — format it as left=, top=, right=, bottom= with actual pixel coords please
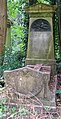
left=0, top=0, right=7, bottom=78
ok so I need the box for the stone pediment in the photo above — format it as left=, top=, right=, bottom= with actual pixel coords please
left=25, top=3, right=57, bottom=13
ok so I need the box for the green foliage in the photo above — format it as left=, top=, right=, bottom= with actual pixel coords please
left=0, top=98, right=30, bottom=118
left=37, top=0, right=53, bottom=4
left=0, top=111, right=3, bottom=119
left=19, top=106, right=30, bottom=116
left=11, top=107, right=17, bottom=113
left=3, top=47, right=25, bottom=70
left=3, top=0, right=29, bottom=70
left=0, top=99, right=8, bottom=118
left=56, top=90, right=61, bottom=94
left=29, top=0, right=52, bottom=5
left=54, top=13, right=61, bottom=61
left=37, top=0, right=48, bottom=4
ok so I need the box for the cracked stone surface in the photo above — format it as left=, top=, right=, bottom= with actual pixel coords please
left=4, top=65, right=57, bottom=106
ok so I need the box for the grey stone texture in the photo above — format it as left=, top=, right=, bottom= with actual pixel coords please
left=4, top=65, right=57, bottom=106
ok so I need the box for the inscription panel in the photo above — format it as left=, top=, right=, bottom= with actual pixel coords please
left=29, top=19, right=53, bottom=59
left=30, top=32, right=52, bottom=58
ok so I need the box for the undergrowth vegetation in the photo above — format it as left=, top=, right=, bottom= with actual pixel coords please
left=0, top=91, right=61, bottom=119
left=3, top=0, right=29, bottom=70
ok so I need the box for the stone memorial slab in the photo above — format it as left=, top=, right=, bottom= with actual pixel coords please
left=4, top=65, right=56, bottom=106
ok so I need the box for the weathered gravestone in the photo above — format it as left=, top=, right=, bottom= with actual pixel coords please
left=25, top=3, right=57, bottom=75
left=4, top=65, right=57, bottom=106
left=3, top=3, right=57, bottom=108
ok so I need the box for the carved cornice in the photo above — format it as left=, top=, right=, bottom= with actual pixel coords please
left=25, top=3, right=57, bottom=14
left=29, top=12, right=53, bottom=17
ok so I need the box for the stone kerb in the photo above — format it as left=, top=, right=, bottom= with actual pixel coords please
left=4, top=65, right=56, bottom=107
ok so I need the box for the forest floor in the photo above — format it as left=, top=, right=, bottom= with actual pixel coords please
left=0, top=90, right=61, bottom=119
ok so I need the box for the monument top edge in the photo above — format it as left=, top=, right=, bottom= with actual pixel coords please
left=25, top=3, right=57, bottom=13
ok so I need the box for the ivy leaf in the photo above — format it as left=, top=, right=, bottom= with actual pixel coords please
left=56, top=90, right=61, bottom=94
left=0, top=112, right=3, bottom=118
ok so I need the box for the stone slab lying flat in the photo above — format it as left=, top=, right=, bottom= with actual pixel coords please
left=4, top=65, right=56, bottom=106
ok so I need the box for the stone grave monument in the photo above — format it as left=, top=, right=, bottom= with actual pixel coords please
left=3, top=3, right=57, bottom=107
left=4, top=65, right=57, bottom=106
left=25, top=3, right=57, bottom=74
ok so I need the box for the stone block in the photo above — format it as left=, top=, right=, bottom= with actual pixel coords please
left=4, top=65, right=57, bottom=106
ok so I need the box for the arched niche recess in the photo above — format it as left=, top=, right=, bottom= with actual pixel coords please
left=30, top=19, right=51, bottom=32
